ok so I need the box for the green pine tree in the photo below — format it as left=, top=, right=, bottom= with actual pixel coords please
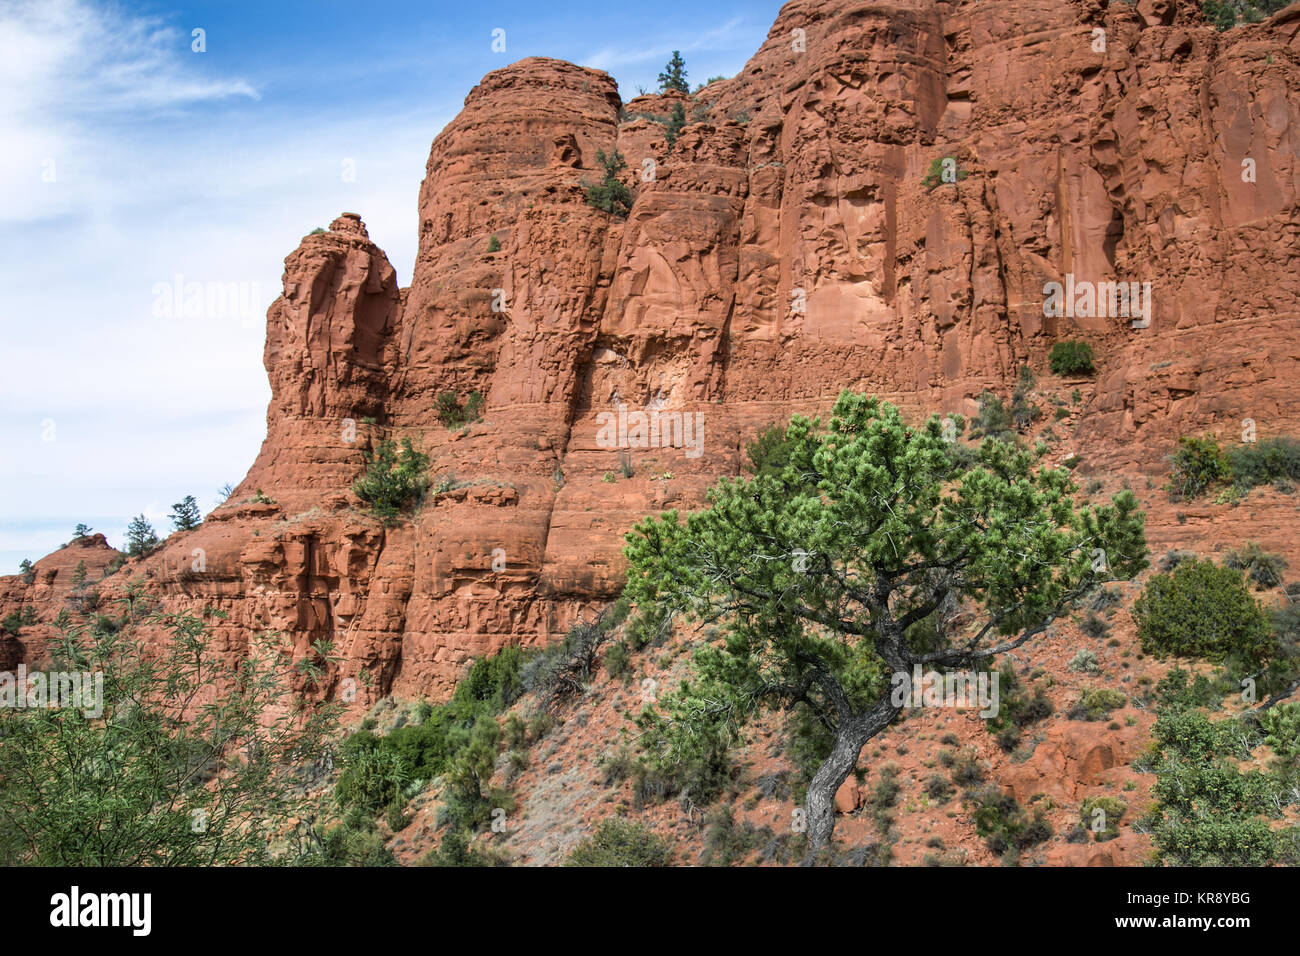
left=624, top=392, right=1148, bottom=861
left=170, top=495, right=202, bottom=532
left=664, top=102, right=686, bottom=148
left=125, top=514, right=159, bottom=557
left=658, top=50, right=688, bottom=93
left=584, top=149, right=633, bottom=218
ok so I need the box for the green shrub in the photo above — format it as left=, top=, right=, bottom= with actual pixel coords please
left=700, top=806, right=769, bottom=865
left=1131, top=559, right=1272, bottom=672
left=1049, top=341, right=1096, bottom=376
left=1259, top=701, right=1300, bottom=771
left=352, top=437, right=429, bottom=524
left=950, top=752, right=985, bottom=787
left=1080, top=796, right=1126, bottom=842
left=970, top=391, right=1014, bottom=442
left=1202, top=0, right=1287, bottom=31
left=1167, top=435, right=1230, bottom=500
left=486, top=235, right=500, bottom=253
left=1147, top=709, right=1277, bottom=865
left=1227, top=436, right=1300, bottom=491
left=1069, top=687, right=1126, bottom=721
left=983, top=663, right=1053, bottom=750
left=1068, top=648, right=1100, bottom=674
left=921, top=156, right=967, bottom=190
left=604, top=640, right=631, bottom=680
left=1223, top=542, right=1288, bottom=590
left=565, top=818, right=673, bottom=866
left=308, top=815, right=397, bottom=866
left=968, top=786, right=1052, bottom=857
left=418, top=828, right=506, bottom=867
left=584, top=149, right=633, bottom=218
left=924, top=773, right=954, bottom=802
left=435, top=391, right=485, bottom=428
left=1155, top=667, right=1221, bottom=711
left=0, top=606, right=37, bottom=635
left=335, top=738, right=409, bottom=815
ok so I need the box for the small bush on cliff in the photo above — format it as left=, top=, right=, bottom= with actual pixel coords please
left=921, top=156, right=968, bottom=190
left=419, top=827, right=508, bottom=867
left=1, top=606, right=37, bottom=635
left=486, top=235, right=500, bottom=253
left=1227, top=436, right=1300, bottom=492
left=983, top=662, right=1053, bottom=750
left=969, top=391, right=1015, bottom=442
left=435, top=390, right=485, bottom=428
left=565, top=817, right=673, bottom=866
left=584, top=149, right=633, bottom=218
left=1080, top=796, right=1127, bottom=842
left=1068, top=687, right=1127, bottom=721
left=1167, top=434, right=1230, bottom=500
left=1223, top=542, right=1288, bottom=590
left=968, top=786, right=1052, bottom=859
left=1048, top=340, right=1096, bottom=376
left=1131, top=559, right=1272, bottom=671
left=352, top=437, right=429, bottom=524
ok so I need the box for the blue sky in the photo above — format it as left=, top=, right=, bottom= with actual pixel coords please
left=0, top=0, right=778, bottom=572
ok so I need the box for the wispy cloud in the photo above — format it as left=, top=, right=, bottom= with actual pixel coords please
left=582, top=16, right=748, bottom=74
left=0, top=0, right=259, bottom=224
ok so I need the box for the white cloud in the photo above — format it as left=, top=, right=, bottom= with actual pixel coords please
left=0, top=0, right=259, bottom=224
left=0, top=0, right=443, bottom=572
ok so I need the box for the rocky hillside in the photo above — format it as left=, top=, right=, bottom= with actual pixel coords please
left=3, top=1, right=1300, bottom=859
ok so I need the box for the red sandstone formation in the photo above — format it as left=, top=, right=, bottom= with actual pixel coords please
left=5, top=0, right=1300, bottom=715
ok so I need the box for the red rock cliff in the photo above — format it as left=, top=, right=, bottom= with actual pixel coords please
left=5, top=0, right=1300, bottom=704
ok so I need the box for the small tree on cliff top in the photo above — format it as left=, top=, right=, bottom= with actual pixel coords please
left=170, top=495, right=202, bottom=532
left=125, top=514, right=159, bottom=557
left=658, top=50, right=688, bottom=93
left=624, top=392, right=1147, bottom=862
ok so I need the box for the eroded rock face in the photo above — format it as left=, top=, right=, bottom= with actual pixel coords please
left=6, top=2, right=1300, bottom=707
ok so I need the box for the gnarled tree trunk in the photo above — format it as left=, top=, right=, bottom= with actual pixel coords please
left=802, top=694, right=902, bottom=864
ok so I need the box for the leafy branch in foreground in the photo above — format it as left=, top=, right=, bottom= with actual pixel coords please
left=624, top=391, right=1147, bottom=862
left=0, top=594, right=340, bottom=866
